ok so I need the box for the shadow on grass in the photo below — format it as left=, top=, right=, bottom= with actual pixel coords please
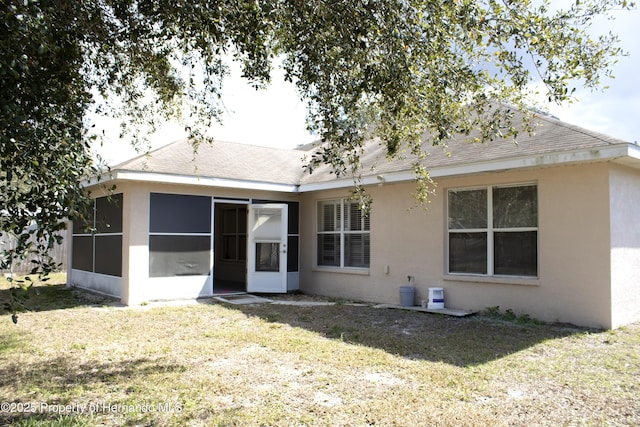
left=0, top=284, right=592, bottom=369
left=225, top=301, right=591, bottom=368
left=0, top=284, right=119, bottom=316
left=0, top=355, right=186, bottom=426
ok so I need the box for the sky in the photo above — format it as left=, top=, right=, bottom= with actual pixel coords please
left=543, top=7, right=640, bottom=144
left=93, top=6, right=640, bottom=166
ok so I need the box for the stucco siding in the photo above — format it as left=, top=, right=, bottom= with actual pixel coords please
left=121, top=183, right=151, bottom=305
left=300, top=163, right=613, bottom=328
left=609, top=164, right=640, bottom=328
left=69, top=270, right=122, bottom=298
left=533, top=163, right=611, bottom=327
left=298, top=185, right=431, bottom=305
left=72, top=159, right=631, bottom=328
left=111, top=181, right=299, bottom=304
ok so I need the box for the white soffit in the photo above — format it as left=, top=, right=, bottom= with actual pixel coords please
left=87, top=170, right=299, bottom=193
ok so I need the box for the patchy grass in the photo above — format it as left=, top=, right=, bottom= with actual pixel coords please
left=0, top=272, right=67, bottom=288
left=0, top=274, right=115, bottom=316
left=0, top=281, right=639, bottom=426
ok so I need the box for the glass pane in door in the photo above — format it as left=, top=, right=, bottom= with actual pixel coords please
left=256, top=243, right=279, bottom=271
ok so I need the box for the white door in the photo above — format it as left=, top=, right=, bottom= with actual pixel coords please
left=247, top=204, right=288, bottom=293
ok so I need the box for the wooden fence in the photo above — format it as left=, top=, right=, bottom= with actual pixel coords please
left=0, top=229, right=68, bottom=274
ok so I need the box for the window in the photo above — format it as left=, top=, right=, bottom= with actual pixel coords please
left=71, top=194, right=123, bottom=277
left=286, top=202, right=300, bottom=273
left=256, top=242, right=279, bottom=271
left=317, top=199, right=370, bottom=268
left=221, top=207, right=247, bottom=262
left=149, top=193, right=211, bottom=277
left=447, top=184, right=538, bottom=277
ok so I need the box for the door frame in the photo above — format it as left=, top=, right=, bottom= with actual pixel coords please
left=212, top=198, right=250, bottom=293
left=246, top=203, right=288, bottom=293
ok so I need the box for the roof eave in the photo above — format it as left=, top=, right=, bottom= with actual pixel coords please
left=298, top=143, right=639, bottom=192
left=84, top=170, right=300, bottom=193
left=82, top=143, right=640, bottom=194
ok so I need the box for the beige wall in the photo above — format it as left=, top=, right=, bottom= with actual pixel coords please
left=609, top=164, right=640, bottom=328
left=78, top=180, right=300, bottom=304
left=300, top=163, right=616, bottom=328
left=121, top=182, right=151, bottom=304
left=73, top=160, right=640, bottom=328
left=126, top=182, right=300, bottom=304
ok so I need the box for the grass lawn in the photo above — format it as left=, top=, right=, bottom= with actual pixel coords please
left=1, top=275, right=639, bottom=426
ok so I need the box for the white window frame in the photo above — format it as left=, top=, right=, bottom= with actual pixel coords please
left=316, top=198, right=370, bottom=270
left=446, top=183, right=538, bottom=278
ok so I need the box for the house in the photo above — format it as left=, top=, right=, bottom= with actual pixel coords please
left=67, top=111, right=640, bottom=329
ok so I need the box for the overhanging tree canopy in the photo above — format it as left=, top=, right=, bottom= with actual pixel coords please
left=0, top=0, right=633, bottom=315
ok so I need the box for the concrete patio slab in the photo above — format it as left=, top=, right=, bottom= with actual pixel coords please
left=373, top=304, right=477, bottom=317
left=213, top=295, right=273, bottom=305
left=270, top=301, right=336, bottom=307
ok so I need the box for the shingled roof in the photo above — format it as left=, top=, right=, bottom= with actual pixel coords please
left=112, top=139, right=309, bottom=185
left=299, top=111, right=631, bottom=186
left=109, top=111, right=634, bottom=190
